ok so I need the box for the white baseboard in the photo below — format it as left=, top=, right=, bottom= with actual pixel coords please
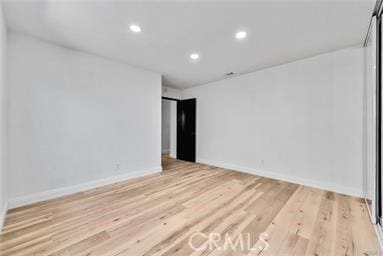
left=8, top=166, right=162, bottom=209
left=162, top=149, right=170, bottom=154
left=197, top=158, right=363, bottom=198
left=0, top=202, right=8, bottom=233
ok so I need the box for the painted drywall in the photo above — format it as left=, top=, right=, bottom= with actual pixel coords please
left=183, top=47, right=364, bottom=197
left=162, top=99, right=171, bottom=154
left=162, top=86, right=181, bottom=100
left=170, top=100, right=177, bottom=158
left=0, top=0, right=8, bottom=229
left=3, top=1, right=375, bottom=89
left=8, top=32, right=162, bottom=205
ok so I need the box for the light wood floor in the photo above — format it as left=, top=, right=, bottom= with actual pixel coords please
left=0, top=156, right=380, bottom=256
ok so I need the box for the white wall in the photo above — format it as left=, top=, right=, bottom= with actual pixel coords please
left=183, top=47, right=364, bottom=197
left=0, top=0, right=8, bottom=229
left=8, top=32, right=162, bottom=206
left=162, top=86, right=181, bottom=100
left=169, top=100, right=177, bottom=158
left=162, top=99, right=171, bottom=154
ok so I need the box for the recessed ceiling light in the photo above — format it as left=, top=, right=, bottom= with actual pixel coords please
left=235, top=31, right=247, bottom=40
left=129, top=24, right=142, bottom=33
left=190, top=53, right=200, bottom=61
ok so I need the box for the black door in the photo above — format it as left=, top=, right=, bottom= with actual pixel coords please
left=177, top=98, right=196, bottom=162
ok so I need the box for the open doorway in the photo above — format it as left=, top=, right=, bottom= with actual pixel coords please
left=161, top=96, right=196, bottom=169
left=161, top=97, right=177, bottom=157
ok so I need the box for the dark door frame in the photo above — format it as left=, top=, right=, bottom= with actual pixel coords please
left=162, top=96, right=179, bottom=102
left=161, top=96, right=197, bottom=162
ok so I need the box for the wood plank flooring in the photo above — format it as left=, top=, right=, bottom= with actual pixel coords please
left=0, top=155, right=380, bottom=255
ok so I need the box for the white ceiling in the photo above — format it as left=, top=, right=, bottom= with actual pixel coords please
left=3, top=0, right=375, bottom=89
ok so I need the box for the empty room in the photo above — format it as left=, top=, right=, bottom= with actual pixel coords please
left=0, top=0, right=382, bottom=255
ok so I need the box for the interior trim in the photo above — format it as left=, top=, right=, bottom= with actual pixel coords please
left=364, top=0, right=383, bottom=47
left=198, top=158, right=364, bottom=198
left=0, top=202, right=8, bottom=233
left=7, top=167, right=162, bottom=209
left=376, top=14, right=382, bottom=224
left=162, top=96, right=180, bottom=102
